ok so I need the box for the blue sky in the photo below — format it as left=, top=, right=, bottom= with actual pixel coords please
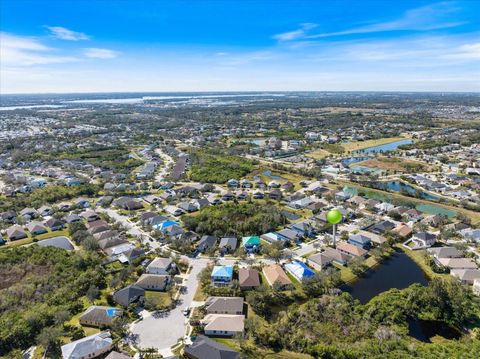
left=1, top=0, right=479, bottom=93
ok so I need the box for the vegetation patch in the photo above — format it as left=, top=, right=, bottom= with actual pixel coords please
left=188, top=150, right=254, bottom=183
left=182, top=202, right=287, bottom=237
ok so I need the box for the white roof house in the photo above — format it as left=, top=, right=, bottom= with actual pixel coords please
left=61, top=331, right=112, bottom=359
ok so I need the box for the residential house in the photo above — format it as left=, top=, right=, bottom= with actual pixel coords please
left=79, top=306, right=123, bottom=328
left=285, top=261, right=315, bottom=282
left=227, top=179, right=239, bottom=188
left=38, top=205, right=54, bottom=217
left=260, top=232, right=289, bottom=244
left=367, top=220, right=396, bottom=235
left=268, top=189, right=282, bottom=200
left=113, top=285, right=145, bottom=307
left=289, top=221, right=315, bottom=238
left=242, top=236, right=261, bottom=252
left=6, top=225, right=28, bottom=240
left=337, top=241, right=368, bottom=258
left=276, top=228, right=301, bottom=242
left=184, top=335, right=241, bottom=359
left=61, top=332, right=113, bottom=359
left=143, top=194, right=160, bottom=205
left=178, top=201, right=198, bottom=213
left=20, top=207, right=37, bottom=220
left=347, top=234, right=372, bottom=249
left=308, top=252, right=334, bottom=271
left=219, top=237, right=238, bottom=254
left=262, top=264, right=292, bottom=288
left=437, top=258, right=478, bottom=270
left=411, top=232, right=437, bottom=249
left=26, top=221, right=48, bottom=235
left=147, top=257, right=175, bottom=275
left=238, top=268, right=260, bottom=290
left=192, top=198, right=210, bottom=210
left=45, top=218, right=65, bottom=231
left=165, top=205, right=183, bottom=216
left=202, top=314, right=244, bottom=337
left=80, top=210, right=100, bottom=222
left=65, top=214, right=82, bottom=224
left=118, top=247, right=145, bottom=264
left=197, top=235, right=217, bottom=253
left=211, top=265, right=234, bottom=287
left=205, top=296, right=244, bottom=315
left=451, top=269, right=480, bottom=285
left=135, top=274, right=171, bottom=291
left=394, top=224, right=413, bottom=238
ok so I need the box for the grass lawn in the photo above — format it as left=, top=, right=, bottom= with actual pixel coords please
left=342, top=136, right=406, bottom=152
left=193, top=284, right=207, bottom=301
left=306, top=148, right=331, bottom=159
left=214, top=337, right=313, bottom=359
left=145, top=290, right=172, bottom=308
left=34, top=229, right=70, bottom=240
left=285, top=272, right=303, bottom=291
left=355, top=157, right=436, bottom=173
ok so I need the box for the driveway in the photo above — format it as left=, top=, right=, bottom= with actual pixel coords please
left=129, top=257, right=210, bottom=351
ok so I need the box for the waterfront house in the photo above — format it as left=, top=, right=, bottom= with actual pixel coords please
left=347, top=234, right=372, bottom=249
left=337, top=241, right=368, bottom=258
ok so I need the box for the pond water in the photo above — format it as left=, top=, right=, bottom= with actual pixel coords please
left=341, top=251, right=428, bottom=304
left=415, top=203, right=457, bottom=219
left=377, top=181, right=439, bottom=201
left=408, top=319, right=461, bottom=343
left=262, top=170, right=287, bottom=181
left=352, top=139, right=413, bottom=155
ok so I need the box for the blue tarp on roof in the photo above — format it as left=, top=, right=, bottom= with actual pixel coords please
left=285, top=261, right=315, bottom=281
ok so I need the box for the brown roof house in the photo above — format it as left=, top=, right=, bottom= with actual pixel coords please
left=262, top=264, right=292, bottom=288
left=26, top=221, right=48, bottom=236
left=238, top=268, right=260, bottom=290
left=336, top=241, right=368, bottom=258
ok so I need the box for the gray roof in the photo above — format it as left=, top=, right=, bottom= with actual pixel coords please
left=61, top=331, right=112, bottom=359
left=427, top=247, right=462, bottom=259
left=219, top=237, right=238, bottom=250
left=184, top=335, right=241, bottom=359
left=113, top=285, right=145, bottom=307
left=79, top=306, right=122, bottom=327
left=205, top=296, right=244, bottom=314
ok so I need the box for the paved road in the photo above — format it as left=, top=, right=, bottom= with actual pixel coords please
left=155, top=148, right=174, bottom=182
left=96, top=207, right=161, bottom=249
left=129, top=257, right=210, bottom=351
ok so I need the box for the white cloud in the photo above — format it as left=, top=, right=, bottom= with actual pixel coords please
left=0, top=32, right=77, bottom=66
left=84, top=48, right=118, bottom=59
left=273, top=23, right=317, bottom=41
left=276, top=2, right=465, bottom=41
left=46, top=26, right=90, bottom=40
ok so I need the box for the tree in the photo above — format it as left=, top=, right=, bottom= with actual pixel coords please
left=36, top=326, right=63, bottom=357
left=86, top=285, right=99, bottom=303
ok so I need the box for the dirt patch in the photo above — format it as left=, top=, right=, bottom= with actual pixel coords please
left=0, top=263, right=51, bottom=290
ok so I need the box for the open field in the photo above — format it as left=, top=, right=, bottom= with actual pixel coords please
left=305, top=148, right=331, bottom=159
left=355, top=157, right=437, bottom=173
left=342, top=136, right=406, bottom=152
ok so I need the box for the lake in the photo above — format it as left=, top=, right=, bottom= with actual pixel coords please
left=262, top=170, right=287, bottom=181
left=352, top=139, right=413, bottom=155
left=341, top=251, right=428, bottom=304
left=377, top=181, right=439, bottom=201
